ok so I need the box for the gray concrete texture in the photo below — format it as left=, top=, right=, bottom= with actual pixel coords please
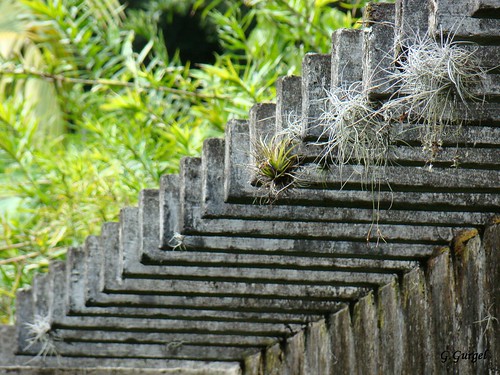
left=223, top=119, right=499, bottom=214
left=244, top=224, right=499, bottom=374
left=429, top=0, right=500, bottom=39
left=301, top=53, right=331, bottom=140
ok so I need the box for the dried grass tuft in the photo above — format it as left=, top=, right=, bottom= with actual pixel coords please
left=317, top=86, right=391, bottom=188
left=383, top=32, right=485, bottom=158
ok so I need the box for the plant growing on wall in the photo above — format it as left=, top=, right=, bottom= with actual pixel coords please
left=318, top=86, right=390, bottom=188
left=383, top=32, right=485, bottom=161
left=270, top=30, right=487, bottom=242
left=24, top=314, right=60, bottom=360
left=252, top=135, right=302, bottom=203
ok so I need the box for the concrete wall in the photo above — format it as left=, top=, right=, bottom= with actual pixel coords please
left=245, top=225, right=499, bottom=375
left=0, top=0, right=498, bottom=373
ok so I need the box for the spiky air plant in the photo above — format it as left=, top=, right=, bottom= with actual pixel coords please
left=24, top=314, right=60, bottom=361
left=252, top=135, right=302, bottom=203
left=318, top=86, right=391, bottom=189
left=383, top=32, right=485, bottom=160
left=168, top=232, right=186, bottom=251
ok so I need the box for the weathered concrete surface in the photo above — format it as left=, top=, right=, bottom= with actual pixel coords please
left=174, top=235, right=435, bottom=260
left=331, top=29, right=364, bottom=89
left=352, top=292, right=378, bottom=375
left=301, top=53, right=331, bottom=140
left=65, top=237, right=349, bottom=316
left=140, top=189, right=161, bottom=259
left=248, top=103, right=278, bottom=182
left=329, top=307, right=357, bottom=374
left=120, top=206, right=141, bottom=273
left=15, top=288, right=33, bottom=354
left=483, top=224, right=500, bottom=373
left=184, top=154, right=482, bottom=245
left=69, top=242, right=329, bottom=321
left=395, top=0, right=428, bottom=46
left=377, top=278, right=404, bottom=374
left=223, top=120, right=500, bottom=215
left=392, top=122, right=500, bottom=146
left=84, top=221, right=376, bottom=299
left=296, top=143, right=500, bottom=169
left=81, top=201, right=382, bottom=307
left=242, top=352, right=263, bottom=375
left=159, top=174, right=179, bottom=250
left=23, top=264, right=279, bottom=360
left=304, top=319, right=331, bottom=375
left=49, top=263, right=316, bottom=352
left=427, top=250, right=458, bottom=374
left=477, top=74, right=500, bottom=98
left=276, top=76, right=302, bottom=133
left=24, top=272, right=277, bottom=361
left=452, top=231, right=487, bottom=375
left=216, top=187, right=498, bottom=214
left=59, top=329, right=275, bottom=348
left=22, top=340, right=255, bottom=362
left=282, top=331, right=305, bottom=375
left=201, top=138, right=496, bottom=228
left=429, top=0, right=500, bottom=40
left=401, top=268, right=435, bottom=375
left=296, top=163, right=500, bottom=191
left=474, top=0, right=500, bottom=13
left=0, top=369, right=242, bottom=375
left=20, top=339, right=255, bottom=362
left=1, top=326, right=244, bottom=371
left=105, top=191, right=402, bottom=295
left=363, top=3, right=396, bottom=97
left=474, top=45, right=500, bottom=71
left=224, top=119, right=251, bottom=202
left=32, top=274, right=50, bottom=319
left=7, top=293, right=234, bottom=366
left=263, top=343, right=284, bottom=375
left=141, top=250, right=417, bottom=275
left=243, top=229, right=498, bottom=374
left=249, top=103, right=277, bottom=144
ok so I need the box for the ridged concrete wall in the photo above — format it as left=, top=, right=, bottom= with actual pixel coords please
left=243, top=225, right=500, bottom=374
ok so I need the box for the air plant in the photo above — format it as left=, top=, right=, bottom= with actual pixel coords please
left=318, top=85, right=391, bottom=188
left=24, top=314, right=60, bottom=360
left=252, top=135, right=302, bottom=202
left=168, top=232, right=186, bottom=251
left=383, top=32, right=485, bottom=159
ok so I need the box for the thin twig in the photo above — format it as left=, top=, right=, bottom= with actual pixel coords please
left=0, top=68, right=229, bottom=100
left=0, top=252, right=41, bottom=265
left=0, top=242, right=31, bottom=252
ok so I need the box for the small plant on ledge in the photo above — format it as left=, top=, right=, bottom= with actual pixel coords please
left=251, top=135, right=303, bottom=203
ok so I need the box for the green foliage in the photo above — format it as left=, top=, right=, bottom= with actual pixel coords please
left=192, top=0, right=371, bottom=129
left=0, top=0, right=383, bottom=323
